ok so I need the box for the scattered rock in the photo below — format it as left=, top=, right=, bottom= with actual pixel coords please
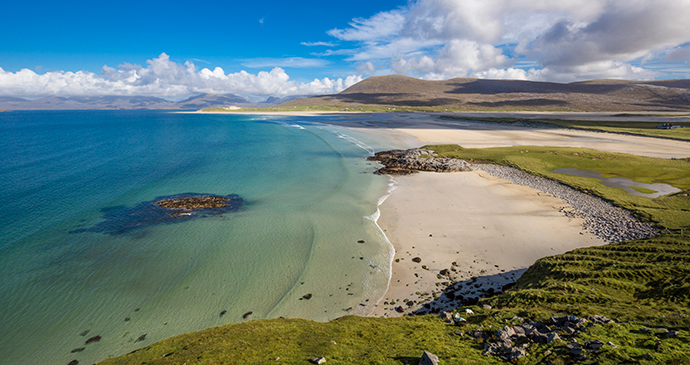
left=395, top=306, right=405, bottom=313
left=135, top=334, right=147, bottom=343
left=303, top=294, right=313, bottom=300
left=584, top=339, right=604, bottom=351
left=310, top=357, right=326, bottom=364
left=220, top=310, right=227, bottom=317
left=243, top=311, right=253, bottom=319
left=566, top=343, right=582, bottom=355
left=68, top=360, right=79, bottom=365
left=85, top=336, right=101, bottom=345
left=607, top=341, right=618, bottom=349
left=507, top=347, right=528, bottom=361
left=357, top=240, right=365, bottom=243
left=438, top=312, right=452, bottom=322
left=547, top=333, right=561, bottom=344
left=70, top=348, right=85, bottom=353
left=667, top=331, right=679, bottom=338
left=590, top=315, right=614, bottom=324
left=482, top=304, right=492, bottom=310
left=420, top=351, right=440, bottom=365
left=412, top=257, right=422, bottom=263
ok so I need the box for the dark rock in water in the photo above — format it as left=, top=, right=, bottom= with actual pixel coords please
left=357, top=240, right=365, bottom=243
left=412, top=257, right=422, bottom=263
left=68, top=360, right=79, bottom=365
left=303, top=294, right=313, bottom=300
left=70, top=193, right=244, bottom=235
left=79, top=330, right=89, bottom=337
left=243, top=311, right=253, bottom=319
left=85, top=335, right=101, bottom=345
left=70, top=348, right=85, bottom=353
left=220, top=310, right=227, bottom=317
left=135, top=334, right=147, bottom=342
left=124, top=317, right=130, bottom=322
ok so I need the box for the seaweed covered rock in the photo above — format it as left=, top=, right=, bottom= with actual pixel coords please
left=70, top=193, right=243, bottom=235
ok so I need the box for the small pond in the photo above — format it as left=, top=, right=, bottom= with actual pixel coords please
left=552, top=168, right=681, bottom=198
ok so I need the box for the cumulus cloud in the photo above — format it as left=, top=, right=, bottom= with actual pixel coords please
left=328, top=0, right=690, bottom=81
left=0, top=53, right=361, bottom=100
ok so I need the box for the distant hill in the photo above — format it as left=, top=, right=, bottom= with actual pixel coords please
left=0, top=93, right=290, bottom=110
left=282, top=75, right=690, bottom=112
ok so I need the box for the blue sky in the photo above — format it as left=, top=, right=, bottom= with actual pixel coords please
left=0, top=0, right=402, bottom=78
left=1, top=0, right=689, bottom=100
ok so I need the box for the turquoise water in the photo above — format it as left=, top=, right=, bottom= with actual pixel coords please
left=0, top=110, right=396, bottom=365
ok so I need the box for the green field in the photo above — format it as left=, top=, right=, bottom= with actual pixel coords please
left=99, top=145, right=690, bottom=365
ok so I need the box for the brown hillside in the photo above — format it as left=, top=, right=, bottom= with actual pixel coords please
left=283, top=75, right=690, bottom=112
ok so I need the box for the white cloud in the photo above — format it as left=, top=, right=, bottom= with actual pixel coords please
left=241, top=57, right=329, bottom=69
left=328, top=10, right=406, bottom=42
left=0, top=53, right=361, bottom=100
left=355, top=61, right=376, bottom=75
left=301, top=41, right=338, bottom=47
left=327, top=0, right=690, bottom=81
left=390, top=40, right=509, bottom=79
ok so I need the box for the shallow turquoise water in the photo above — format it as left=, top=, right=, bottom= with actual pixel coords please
left=0, top=110, right=396, bottom=365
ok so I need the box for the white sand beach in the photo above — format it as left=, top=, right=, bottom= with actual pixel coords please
left=334, top=112, right=690, bottom=317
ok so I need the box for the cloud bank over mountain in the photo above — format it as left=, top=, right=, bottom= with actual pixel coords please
left=327, top=0, right=690, bottom=81
left=0, top=53, right=361, bottom=100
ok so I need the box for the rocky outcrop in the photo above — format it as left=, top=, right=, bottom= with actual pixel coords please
left=462, top=314, right=618, bottom=362
left=368, top=148, right=472, bottom=175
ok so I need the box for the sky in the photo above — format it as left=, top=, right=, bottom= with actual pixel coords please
left=1, top=0, right=689, bottom=101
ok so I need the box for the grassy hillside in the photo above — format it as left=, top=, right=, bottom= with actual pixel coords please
left=278, top=75, right=690, bottom=112
left=98, top=145, right=690, bottom=365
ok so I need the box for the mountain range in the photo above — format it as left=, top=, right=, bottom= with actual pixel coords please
left=282, top=75, right=690, bottom=112
left=0, top=93, right=308, bottom=111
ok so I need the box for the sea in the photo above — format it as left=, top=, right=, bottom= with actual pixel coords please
left=0, top=110, right=400, bottom=365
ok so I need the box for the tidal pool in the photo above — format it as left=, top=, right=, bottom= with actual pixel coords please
left=552, top=168, right=681, bottom=198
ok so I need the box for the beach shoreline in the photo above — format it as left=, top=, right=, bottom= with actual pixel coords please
left=340, top=112, right=690, bottom=318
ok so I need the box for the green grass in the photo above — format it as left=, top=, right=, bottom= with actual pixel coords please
left=632, top=186, right=658, bottom=194
left=426, top=144, right=690, bottom=230
left=98, top=316, right=499, bottom=365
left=440, top=116, right=690, bottom=142
left=98, top=144, right=690, bottom=365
